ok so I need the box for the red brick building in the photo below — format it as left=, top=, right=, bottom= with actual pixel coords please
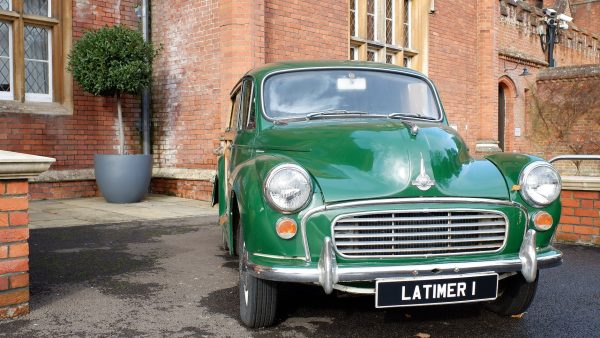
left=1, top=0, right=599, bottom=320
left=0, top=0, right=598, bottom=201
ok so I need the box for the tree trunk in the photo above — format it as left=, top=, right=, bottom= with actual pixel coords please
left=116, top=92, right=125, bottom=155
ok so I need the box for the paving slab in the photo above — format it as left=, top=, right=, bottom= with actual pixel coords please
left=29, top=194, right=217, bottom=228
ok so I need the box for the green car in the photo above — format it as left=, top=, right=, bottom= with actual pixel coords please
left=213, top=60, right=563, bottom=328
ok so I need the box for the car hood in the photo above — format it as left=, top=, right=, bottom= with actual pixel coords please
left=256, top=120, right=509, bottom=203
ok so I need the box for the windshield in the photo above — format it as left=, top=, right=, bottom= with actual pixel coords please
left=263, top=69, right=440, bottom=121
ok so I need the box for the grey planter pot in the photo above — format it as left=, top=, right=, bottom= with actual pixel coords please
left=94, top=154, right=152, bottom=203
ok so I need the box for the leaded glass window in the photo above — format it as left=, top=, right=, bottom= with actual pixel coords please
left=349, top=0, right=422, bottom=69
left=386, top=0, right=394, bottom=45
left=350, top=0, right=357, bottom=38
left=403, top=0, right=411, bottom=48
left=24, top=0, right=51, bottom=17
left=0, top=21, right=12, bottom=98
left=367, top=0, right=376, bottom=41
left=24, top=25, right=52, bottom=100
left=0, top=0, right=70, bottom=106
left=386, top=53, right=394, bottom=64
left=0, top=0, right=10, bottom=11
left=367, top=49, right=377, bottom=62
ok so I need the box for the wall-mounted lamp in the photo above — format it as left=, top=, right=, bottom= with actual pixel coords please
left=504, top=61, right=532, bottom=77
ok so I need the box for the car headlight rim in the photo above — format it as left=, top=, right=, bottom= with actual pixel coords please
left=264, top=163, right=312, bottom=213
left=519, top=162, right=562, bottom=208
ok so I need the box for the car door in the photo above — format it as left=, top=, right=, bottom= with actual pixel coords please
left=229, top=77, right=256, bottom=183
left=212, top=85, right=241, bottom=211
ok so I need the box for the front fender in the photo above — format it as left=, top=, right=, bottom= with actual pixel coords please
left=486, top=153, right=561, bottom=247
left=231, top=154, right=324, bottom=258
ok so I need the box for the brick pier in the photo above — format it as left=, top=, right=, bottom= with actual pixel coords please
left=0, top=151, right=54, bottom=319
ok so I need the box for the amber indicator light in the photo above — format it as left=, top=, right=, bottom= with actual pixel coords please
left=276, top=218, right=297, bottom=239
left=533, top=212, right=553, bottom=231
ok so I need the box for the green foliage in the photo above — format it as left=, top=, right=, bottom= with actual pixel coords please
left=68, top=25, right=158, bottom=97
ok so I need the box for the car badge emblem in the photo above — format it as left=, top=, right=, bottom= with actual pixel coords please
left=412, top=154, right=435, bottom=191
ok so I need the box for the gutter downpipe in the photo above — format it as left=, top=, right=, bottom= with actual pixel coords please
left=141, top=0, right=151, bottom=155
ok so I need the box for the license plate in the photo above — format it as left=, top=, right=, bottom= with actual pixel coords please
left=375, top=273, right=498, bottom=308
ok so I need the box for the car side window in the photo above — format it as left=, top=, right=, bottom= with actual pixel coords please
left=228, top=89, right=242, bottom=132
left=240, top=79, right=253, bottom=130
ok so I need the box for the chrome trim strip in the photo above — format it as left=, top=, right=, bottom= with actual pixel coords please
left=334, top=229, right=505, bottom=239
left=330, top=208, right=509, bottom=259
left=333, top=284, right=375, bottom=295
left=337, top=214, right=505, bottom=223
left=300, top=197, right=529, bottom=262
left=259, top=66, right=445, bottom=123
left=252, top=253, right=306, bottom=261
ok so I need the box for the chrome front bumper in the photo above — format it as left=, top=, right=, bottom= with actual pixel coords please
left=245, top=229, right=563, bottom=294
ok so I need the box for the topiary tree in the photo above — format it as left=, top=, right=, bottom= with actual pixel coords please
left=68, top=25, right=158, bottom=155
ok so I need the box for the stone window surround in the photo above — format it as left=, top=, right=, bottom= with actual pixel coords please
left=0, top=0, right=73, bottom=116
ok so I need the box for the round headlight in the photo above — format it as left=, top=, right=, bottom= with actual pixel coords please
left=519, top=162, right=562, bottom=207
left=264, top=164, right=312, bottom=213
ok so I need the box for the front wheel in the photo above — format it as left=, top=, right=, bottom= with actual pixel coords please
left=238, top=226, right=279, bottom=328
left=485, top=272, right=538, bottom=316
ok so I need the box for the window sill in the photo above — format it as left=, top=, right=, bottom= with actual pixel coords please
left=0, top=100, right=72, bottom=116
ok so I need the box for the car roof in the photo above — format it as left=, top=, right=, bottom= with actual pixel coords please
left=245, top=60, right=426, bottom=79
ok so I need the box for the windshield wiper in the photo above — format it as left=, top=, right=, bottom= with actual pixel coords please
left=387, top=112, right=425, bottom=136
left=387, top=112, right=436, bottom=120
left=305, top=110, right=370, bottom=120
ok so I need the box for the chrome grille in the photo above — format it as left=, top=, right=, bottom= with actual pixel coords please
left=332, top=210, right=508, bottom=258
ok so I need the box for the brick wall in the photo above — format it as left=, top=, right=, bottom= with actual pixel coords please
left=0, top=0, right=141, bottom=200
left=524, top=65, right=600, bottom=175
left=0, top=180, right=30, bottom=318
left=557, top=190, right=600, bottom=245
left=151, top=0, right=221, bottom=172
left=427, top=1, right=479, bottom=149
left=264, top=0, right=348, bottom=62
left=30, top=181, right=98, bottom=200
left=571, top=0, right=600, bottom=36
left=498, top=1, right=599, bottom=68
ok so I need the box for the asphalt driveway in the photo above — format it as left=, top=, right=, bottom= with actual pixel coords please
left=0, top=216, right=599, bottom=337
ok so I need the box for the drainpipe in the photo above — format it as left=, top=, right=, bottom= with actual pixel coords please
left=141, top=0, right=152, bottom=155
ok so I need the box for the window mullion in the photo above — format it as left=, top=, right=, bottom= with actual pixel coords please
left=377, top=0, right=385, bottom=44
left=12, top=0, right=24, bottom=102
left=52, top=0, right=61, bottom=102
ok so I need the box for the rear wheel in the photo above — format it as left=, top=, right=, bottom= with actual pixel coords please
left=238, top=226, right=279, bottom=328
left=486, top=272, right=538, bottom=316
